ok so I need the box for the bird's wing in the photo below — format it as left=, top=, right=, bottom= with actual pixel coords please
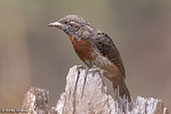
left=92, top=32, right=126, bottom=78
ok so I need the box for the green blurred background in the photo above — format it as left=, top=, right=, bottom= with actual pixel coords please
left=0, top=0, right=171, bottom=110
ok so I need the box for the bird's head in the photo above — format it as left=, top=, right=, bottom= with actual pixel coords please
left=48, top=15, right=94, bottom=40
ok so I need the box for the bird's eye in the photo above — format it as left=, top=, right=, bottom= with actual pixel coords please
left=64, top=21, right=68, bottom=24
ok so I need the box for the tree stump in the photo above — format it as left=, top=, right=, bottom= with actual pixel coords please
left=20, top=65, right=169, bottom=114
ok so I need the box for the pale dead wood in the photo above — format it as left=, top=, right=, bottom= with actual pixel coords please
left=20, top=87, right=49, bottom=114
left=21, top=65, right=169, bottom=114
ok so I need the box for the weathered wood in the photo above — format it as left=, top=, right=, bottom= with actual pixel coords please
left=20, top=87, right=49, bottom=114
left=21, top=65, right=169, bottom=114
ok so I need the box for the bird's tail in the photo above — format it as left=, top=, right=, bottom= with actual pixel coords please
left=103, top=70, right=131, bottom=102
left=112, top=79, right=131, bottom=102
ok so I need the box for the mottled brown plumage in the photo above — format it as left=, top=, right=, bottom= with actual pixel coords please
left=91, top=32, right=126, bottom=78
left=49, top=15, right=131, bottom=101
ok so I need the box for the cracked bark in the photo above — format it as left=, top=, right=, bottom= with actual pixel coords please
left=20, top=65, right=169, bottom=114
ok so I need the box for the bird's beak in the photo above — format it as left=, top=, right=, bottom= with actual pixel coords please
left=48, top=21, right=62, bottom=28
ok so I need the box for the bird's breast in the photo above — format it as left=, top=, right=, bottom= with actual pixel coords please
left=68, top=35, right=98, bottom=64
left=68, top=35, right=112, bottom=66
left=68, top=35, right=121, bottom=77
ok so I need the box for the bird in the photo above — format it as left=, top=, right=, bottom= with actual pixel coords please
left=48, top=15, right=131, bottom=101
